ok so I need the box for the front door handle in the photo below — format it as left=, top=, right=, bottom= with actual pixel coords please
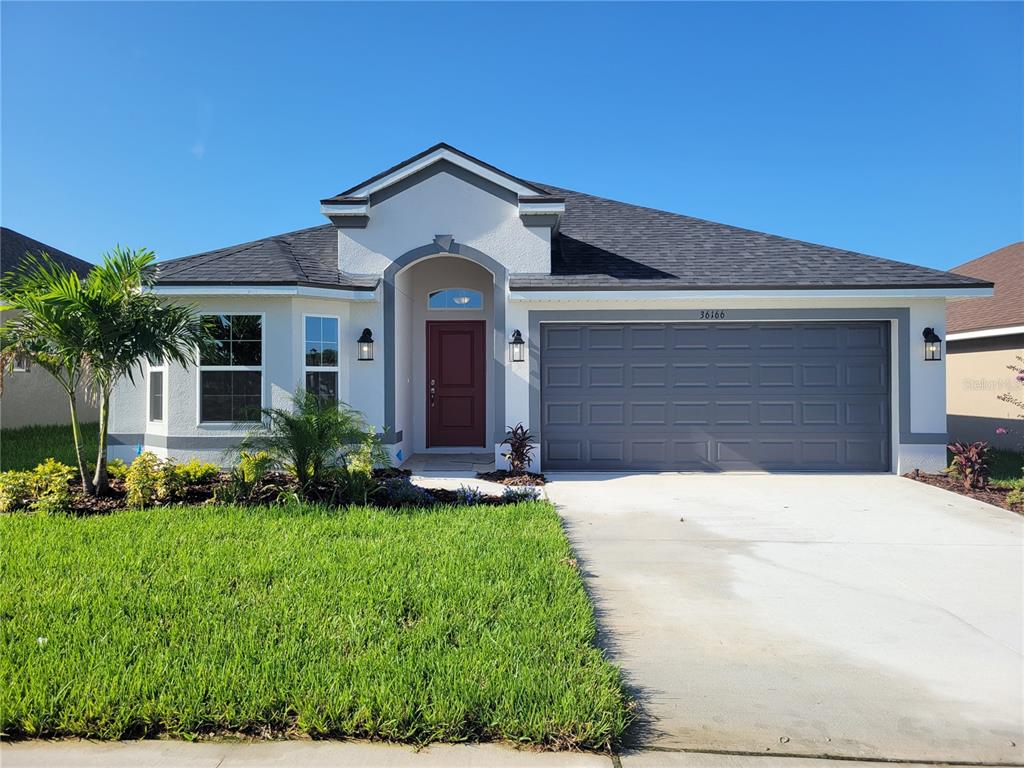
left=430, top=379, right=436, bottom=407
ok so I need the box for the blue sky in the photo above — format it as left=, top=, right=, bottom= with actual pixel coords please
left=2, top=2, right=1021, bottom=271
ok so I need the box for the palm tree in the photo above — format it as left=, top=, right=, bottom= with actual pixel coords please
left=238, top=390, right=385, bottom=495
left=0, top=261, right=96, bottom=492
left=1, top=247, right=208, bottom=494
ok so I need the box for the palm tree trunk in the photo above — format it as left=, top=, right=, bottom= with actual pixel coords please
left=68, top=393, right=95, bottom=495
left=92, top=388, right=111, bottom=494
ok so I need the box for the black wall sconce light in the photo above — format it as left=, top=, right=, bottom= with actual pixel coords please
left=923, top=327, right=942, bottom=361
left=509, top=329, right=526, bottom=363
left=357, top=328, right=374, bottom=361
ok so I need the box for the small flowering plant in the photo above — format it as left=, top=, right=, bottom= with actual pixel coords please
left=996, top=353, right=1024, bottom=451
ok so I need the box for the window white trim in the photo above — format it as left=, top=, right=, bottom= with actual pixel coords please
left=196, top=312, right=266, bottom=426
left=147, top=360, right=166, bottom=424
left=428, top=287, right=484, bottom=310
left=302, top=313, right=341, bottom=403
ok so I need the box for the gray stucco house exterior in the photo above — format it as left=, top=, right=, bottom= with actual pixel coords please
left=110, top=144, right=991, bottom=473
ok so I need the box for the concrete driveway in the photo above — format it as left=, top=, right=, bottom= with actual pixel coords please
left=544, top=473, right=1023, bottom=764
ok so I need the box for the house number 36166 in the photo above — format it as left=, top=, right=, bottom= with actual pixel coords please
left=699, top=310, right=727, bottom=319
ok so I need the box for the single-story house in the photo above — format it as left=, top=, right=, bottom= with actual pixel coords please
left=110, top=143, right=992, bottom=473
left=945, top=242, right=1023, bottom=450
left=1, top=227, right=99, bottom=430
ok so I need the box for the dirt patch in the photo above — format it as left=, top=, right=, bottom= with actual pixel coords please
left=476, top=470, right=547, bottom=486
left=906, top=471, right=1022, bottom=514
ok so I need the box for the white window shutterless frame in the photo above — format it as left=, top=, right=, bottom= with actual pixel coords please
left=303, top=314, right=340, bottom=403
left=197, top=313, right=265, bottom=424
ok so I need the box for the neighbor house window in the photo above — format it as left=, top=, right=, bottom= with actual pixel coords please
left=304, top=315, right=339, bottom=402
left=199, top=314, right=263, bottom=422
left=148, top=360, right=165, bottom=422
left=13, top=353, right=30, bottom=372
left=428, top=288, right=483, bottom=310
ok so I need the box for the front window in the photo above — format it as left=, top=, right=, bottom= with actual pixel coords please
left=149, top=364, right=165, bottom=422
left=428, top=288, right=483, bottom=310
left=304, top=315, right=339, bottom=402
left=199, top=314, right=263, bottom=422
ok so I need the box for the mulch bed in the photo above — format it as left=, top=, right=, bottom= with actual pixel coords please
left=476, top=470, right=547, bottom=486
left=905, top=471, right=1022, bottom=514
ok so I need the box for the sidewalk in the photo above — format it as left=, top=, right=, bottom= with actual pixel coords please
left=1, top=740, right=989, bottom=768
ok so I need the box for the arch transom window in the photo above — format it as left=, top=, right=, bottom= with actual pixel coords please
left=428, top=288, right=483, bottom=310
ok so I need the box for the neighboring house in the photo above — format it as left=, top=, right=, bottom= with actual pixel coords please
left=946, top=242, right=1024, bottom=451
left=0, top=227, right=99, bottom=429
left=110, top=143, right=991, bottom=472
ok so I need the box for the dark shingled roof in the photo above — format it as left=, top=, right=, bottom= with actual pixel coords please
left=155, top=224, right=378, bottom=290
left=946, top=242, right=1024, bottom=334
left=510, top=185, right=992, bottom=290
left=1, top=227, right=93, bottom=279
left=154, top=148, right=992, bottom=292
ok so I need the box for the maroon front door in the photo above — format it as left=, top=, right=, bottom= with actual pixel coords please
left=427, top=321, right=486, bottom=447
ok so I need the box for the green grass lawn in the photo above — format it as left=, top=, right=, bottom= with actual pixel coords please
left=1, top=422, right=99, bottom=472
left=988, top=448, right=1024, bottom=487
left=0, top=502, right=629, bottom=749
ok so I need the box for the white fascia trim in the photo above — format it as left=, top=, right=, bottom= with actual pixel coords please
left=320, top=202, right=369, bottom=216
left=518, top=201, right=566, bottom=216
left=946, top=324, right=1024, bottom=341
left=153, top=285, right=379, bottom=301
left=509, top=287, right=995, bottom=302
left=346, top=147, right=538, bottom=198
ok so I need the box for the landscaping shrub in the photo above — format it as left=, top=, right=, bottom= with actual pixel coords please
left=124, top=452, right=163, bottom=508
left=380, top=476, right=435, bottom=507
left=454, top=484, right=485, bottom=505
left=947, top=441, right=991, bottom=490
left=0, top=460, right=75, bottom=515
left=502, top=485, right=541, bottom=503
left=0, top=471, right=34, bottom=513
left=500, top=423, right=536, bottom=474
left=106, top=458, right=129, bottom=480
left=238, top=390, right=386, bottom=498
left=30, top=459, right=75, bottom=515
left=174, top=458, right=220, bottom=485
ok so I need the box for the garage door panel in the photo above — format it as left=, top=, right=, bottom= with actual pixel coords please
left=541, top=322, right=891, bottom=471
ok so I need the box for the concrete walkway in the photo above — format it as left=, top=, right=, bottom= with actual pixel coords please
left=2, top=740, right=990, bottom=767
left=544, top=473, right=1024, bottom=765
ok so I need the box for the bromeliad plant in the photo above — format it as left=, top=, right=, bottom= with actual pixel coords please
left=947, top=440, right=991, bottom=490
left=0, top=248, right=208, bottom=495
left=500, top=423, right=536, bottom=474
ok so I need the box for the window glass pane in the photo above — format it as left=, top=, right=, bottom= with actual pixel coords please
left=202, top=370, right=232, bottom=396
left=149, top=371, right=163, bottom=421
left=201, top=339, right=230, bottom=366
left=306, top=371, right=338, bottom=403
left=231, top=341, right=262, bottom=366
left=305, top=315, right=321, bottom=344
left=322, top=317, right=338, bottom=343
left=204, top=315, right=231, bottom=341
left=428, top=288, right=482, bottom=309
left=229, top=315, right=262, bottom=342
left=305, top=341, right=321, bottom=367
left=200, top=371, right=261, bottom=422
left=320, top=344, right=338, bottom=367
left=233, top=371, right=262, bottom=397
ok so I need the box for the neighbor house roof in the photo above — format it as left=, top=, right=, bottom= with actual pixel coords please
left=946, top=242, right=1024, bottom=334
left=1, top=227, right=93, bottom=279
left=154, top=145, right=993, bottom=292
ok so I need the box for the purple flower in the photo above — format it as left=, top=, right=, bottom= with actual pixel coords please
left=996, top=427, right=1009, bottom=435
left=1017, top=372, right=1024, bottom=383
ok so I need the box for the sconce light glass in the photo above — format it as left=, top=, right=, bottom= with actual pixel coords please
left=509, top=329, right=526, bottom=363
left=922, top=327, right=942, bottom=361
left=357, top=328, right=374, bottom=361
